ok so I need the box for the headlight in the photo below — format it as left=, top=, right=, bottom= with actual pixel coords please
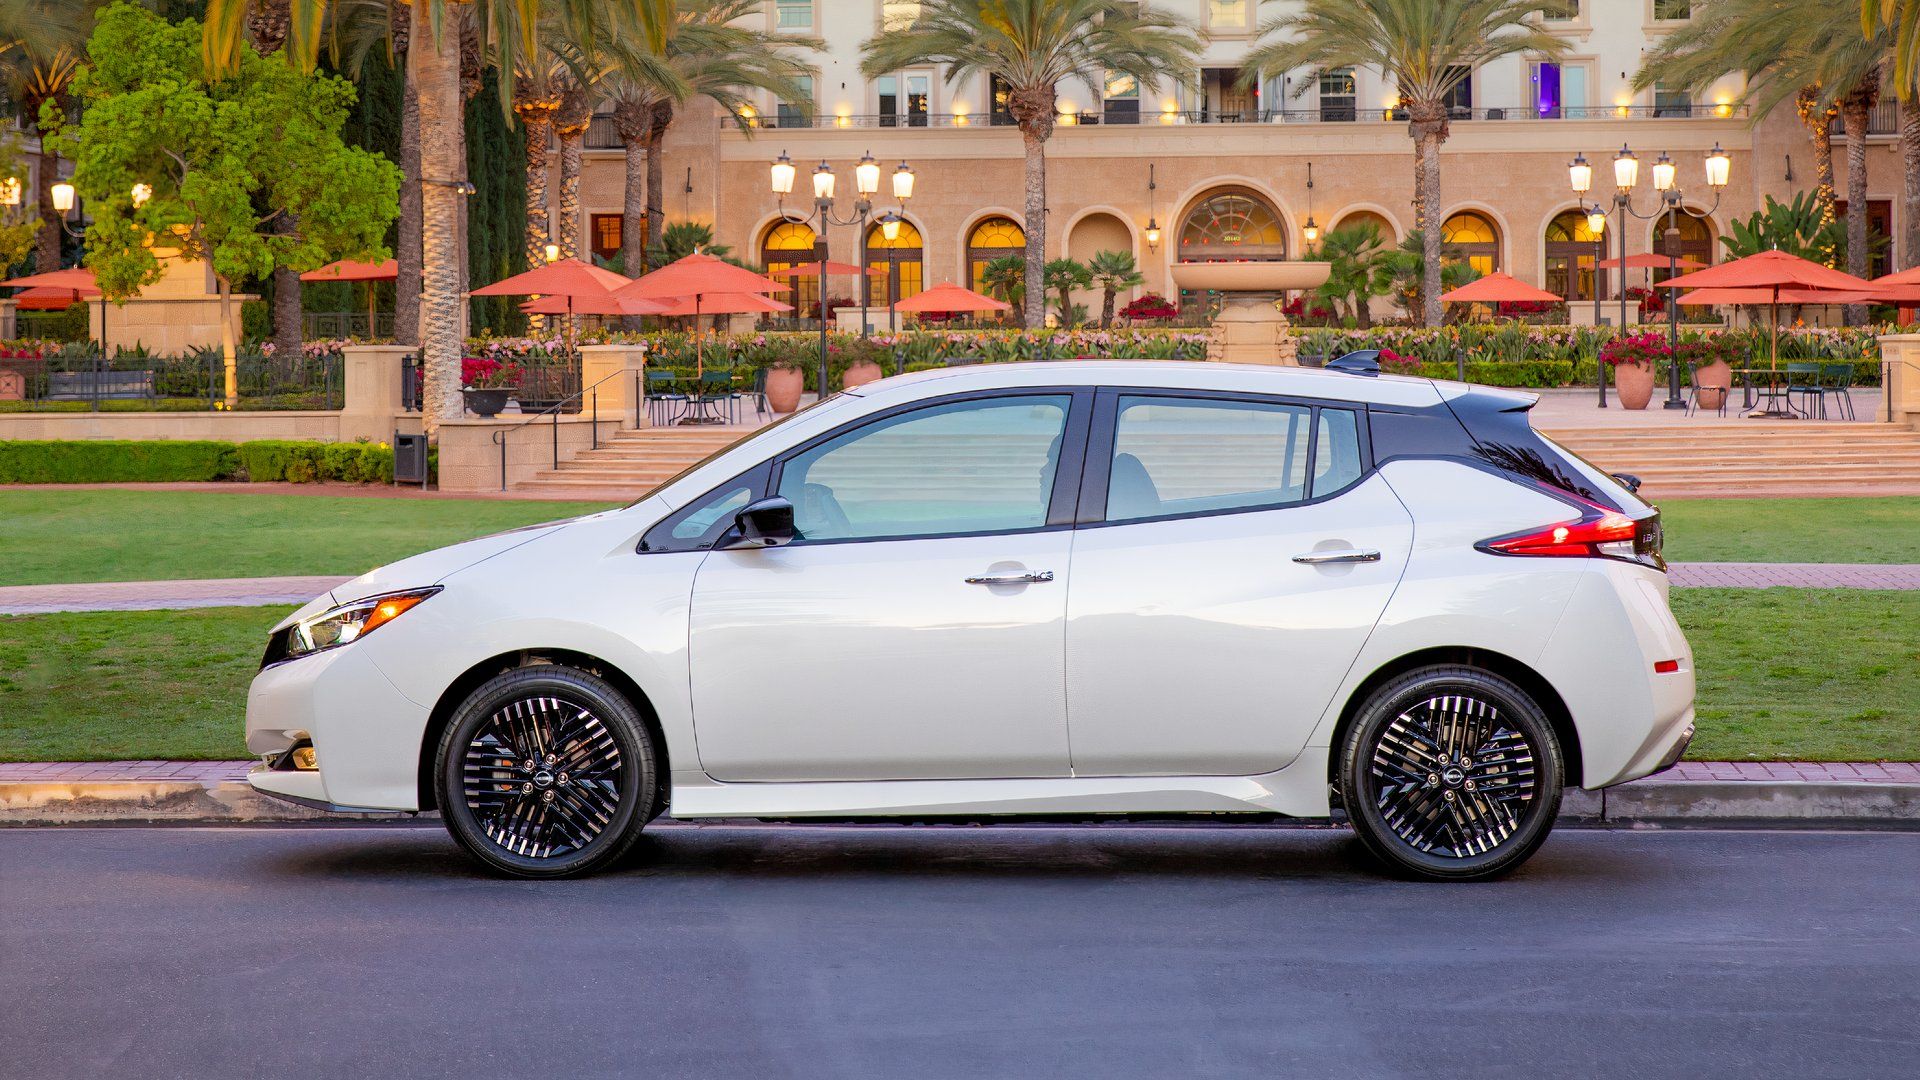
left=263, top=587, right=440, bottom=667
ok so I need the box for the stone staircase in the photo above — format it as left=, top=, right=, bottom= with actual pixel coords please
left=1542, top=422, right=1920, bottom=499
left=511, top=427, right=750, bottom=497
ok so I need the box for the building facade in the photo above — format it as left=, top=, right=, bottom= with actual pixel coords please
left=564, top=0, right=1899, bottom=318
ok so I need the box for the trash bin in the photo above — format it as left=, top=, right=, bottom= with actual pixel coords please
left=393, top=431, right=429, bottom=489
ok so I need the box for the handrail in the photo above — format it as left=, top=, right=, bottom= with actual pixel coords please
left=489, top=364, right=639, bottom=491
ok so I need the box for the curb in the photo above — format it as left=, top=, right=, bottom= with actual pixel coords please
left=4, top=777, right=1918, bottom=828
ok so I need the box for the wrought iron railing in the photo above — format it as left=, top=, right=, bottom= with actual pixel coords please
left=1, top=348, right=342, bottom=411
left=489, top=366, right=639, bottom=491
left=721, top=103, right=1747, bottom=130
left=304, top=311, right=396, bottom=340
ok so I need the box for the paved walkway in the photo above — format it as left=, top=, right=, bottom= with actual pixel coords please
left=0, top=575, right=350, bottom=615
left=2, top=759, right=1916, bottom=785
left=5, top=562, right=1918, bottom=616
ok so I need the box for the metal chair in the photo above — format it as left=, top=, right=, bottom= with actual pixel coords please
left=644, top=370, right=687, bottom=426
left=746, top=367, right=770, bottom=419
left=1784, top=362, right=1823, bottom=417
left=695, top=369, right=737, bottom=424
left=1817, top=362, right=1857, bottom=420
left=1687, top=365, right=1729, bottom=417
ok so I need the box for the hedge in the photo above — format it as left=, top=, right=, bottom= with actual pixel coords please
left=0, top=439, right=396, bottom=484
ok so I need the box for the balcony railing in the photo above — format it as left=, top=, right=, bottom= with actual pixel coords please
left=1831, top=99, right=1900, bottom=137
left=722, top=103, right=1747, bottom=130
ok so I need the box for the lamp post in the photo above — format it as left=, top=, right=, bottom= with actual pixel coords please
left=1570, top=143, right=1730, bottom=409
left=771, top=151, right=913, bottom=398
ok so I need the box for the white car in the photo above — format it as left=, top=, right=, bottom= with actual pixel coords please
left=246, top=359, right=1694, bottom=881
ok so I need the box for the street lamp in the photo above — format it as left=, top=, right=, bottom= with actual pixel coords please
left=878, top=210, right=904, bottom=339
left=1144, top=163, right=1160, bottom=252
left=772, top=151, right=915, bottom=395
left=51, top=181, right=75, bottom=214
left=1573, top=142, right=1731, bottom=408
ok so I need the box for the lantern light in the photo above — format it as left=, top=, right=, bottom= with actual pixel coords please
left=880, top=213, right=902, bottom=242
left=1613, top=145, right=1639, bottom=191
left=893, top=161, right=915, bottom=201
left=543, top=242, right=561, bottom=263
left=0, top=177, right=18, bottom=206
left=1704, top=143, right=1731, bottom=188
left=131, top=183, right=152, bottom=209
left=855, top=152, right=880, bottom=198
left=1651, top=151, right=1676, bottom=192
left=770, top=151, right=796, bottom=196
left=51, top=181, right=75, bottom=214
left=1587, top=207, right=1608, bottom=235
left=812, top=160, right=836, bottom=201
left=1568, top=152, right=1592, bottom=195
left=1303, top=217, right=1319, bottom=244
left=1144, top=218, right=1161, bottom=251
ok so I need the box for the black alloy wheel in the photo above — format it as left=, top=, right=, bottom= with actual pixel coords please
left=1341, top=665, right=1564, bottom=881
left=436, top=664, right=656, bottom=878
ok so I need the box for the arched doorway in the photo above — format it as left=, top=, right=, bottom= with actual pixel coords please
left=1441, top=211, right=1501, bottom=276
left=1651, top=212, right=1714, bottom=288
left=1067, top=211, right=1135, bottom=321
left=865, top=218, right=924, bottom=309
left=761, top=221, right=818, bottom=319
left=1329, top=209, right=1397, bottom=244
left=1177, top=187, right=1288, bottom=262
left=967, top=216, right=1025, bottom=299
left=1544, top=210, right=1606, bottom=302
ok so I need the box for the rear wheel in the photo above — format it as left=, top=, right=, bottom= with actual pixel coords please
left=435, top=664, right=657, bottom=878
left=1340, top=665, right=1564, bottom=882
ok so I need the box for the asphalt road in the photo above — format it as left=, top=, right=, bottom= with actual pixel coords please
left=3, top=825, right=1917, bottom=1080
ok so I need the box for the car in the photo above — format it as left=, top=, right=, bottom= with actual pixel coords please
left=245, top=359, right=1694, bottom=881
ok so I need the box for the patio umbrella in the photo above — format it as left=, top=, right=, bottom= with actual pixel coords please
left=647, top=292, right=792, bottom=317
left=471, top=257, right=634, bottom=360
left=13, top=285, right=95, bottom=310
left=4, top=268, right=106, bottom=347
left=1658, top=251, right=1874, bottom=380
left=616, top=253, right=784, bottom=379
left=518, top=292, right=671, bottom=317
left=1673, top=286, right=1874, bottom=306
left=1594, top=252, right=1708, bottom=270
left=300, top=258, right=399, bottom=336
left=893, top=281, right=1012, bottom=314
left=767, top=260, right=885, bottom=331
left=1437, top=272, right=1564, bottom=305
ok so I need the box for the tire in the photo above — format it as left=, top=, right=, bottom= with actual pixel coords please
left=435, top=664, right=657, bottom=879
left=1339, top=664, right=1564, bottom=882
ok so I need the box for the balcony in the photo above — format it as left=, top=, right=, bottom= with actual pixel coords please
left=1830, top=99, right=1900, bottom=138
left=719, top=102, right=1748, bottom=130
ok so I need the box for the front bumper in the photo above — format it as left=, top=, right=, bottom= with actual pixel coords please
left=245, top=639, right=431, bottom=812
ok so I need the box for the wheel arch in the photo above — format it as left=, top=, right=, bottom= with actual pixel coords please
left=1325, top=646, right=1584, bottom=795
left=416, top=648, right=671, bottom=815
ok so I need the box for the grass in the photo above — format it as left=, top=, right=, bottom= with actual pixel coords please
left=3, top=590, right=1915, bottom=764
left=0, top=490, right=616, bottom=586
left=1657, top=497, right=1920, bottom=564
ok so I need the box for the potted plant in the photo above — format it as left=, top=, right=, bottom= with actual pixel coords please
left=1685, top=336, right=1733, bottom=411
left=461, top=356, right=521, bottom=418
left=1599, top=332, right=1665, bottom=410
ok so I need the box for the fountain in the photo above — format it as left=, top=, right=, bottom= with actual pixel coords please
left=1168, top=262, right=1332, bottom=365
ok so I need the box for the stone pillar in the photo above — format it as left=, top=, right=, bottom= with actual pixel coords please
left=1205, top=294, right=1299, bottom=366
left=1880, top=334, right=1920, bottom=429
left=579, top=343, right=649, bottom=427
left=339, top=343, right=417, bottom=443
left=0, top=298, right=15, bottom=341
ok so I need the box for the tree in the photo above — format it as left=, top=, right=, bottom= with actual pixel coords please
left=1315, top=221, right=1394, bottom=329
left=1638, top=0, right=1892, bottom=313
left=863, top=0, right=1201, bottom=328
left=1086, top=248, right=1143, bottom=327
left=1, top=0, right=94, bottom=272
left=1043, top=257, right=1092, bottom=327
left=56, top=4, right=399, bottom=405
left=1245, top=0, right=1563, bottom=327
left=980, top=253, right=1026, bottom=315
left=1719, top=191, right=1850, bottom=261
left=603, top=0, right=814, bottom=280
left=1387, top=230, right=1478, bottom=318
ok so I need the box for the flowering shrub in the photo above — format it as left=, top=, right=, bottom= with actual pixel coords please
left=461, top=356, right=522, bottom=389
left=1599, top=332, right=1672, bottom=368
left=1119, top=293, right=1179, bottom=321
left=1281, top=296, right=1337, bottom=324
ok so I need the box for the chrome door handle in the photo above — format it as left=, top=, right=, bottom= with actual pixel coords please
left=1291, top=549, right=1381, bottom=565
left=964, top=570, right=1055, bottom=585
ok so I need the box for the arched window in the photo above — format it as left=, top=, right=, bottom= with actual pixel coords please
left=1652, top=213, right=1714, bottom=288
left=1178, top=188, right=1287, bottom=261
left=1544, top=210, right=1605, bottom=302
left=1329, top=210, right=1396, bottom=243
left=761, top=221, right=818, bottom=319
left=866, top=218, right=924, bottom=308
left=967, top=216, right=1025, bottom=297
left=1441, top=211, right=1500, bottom=275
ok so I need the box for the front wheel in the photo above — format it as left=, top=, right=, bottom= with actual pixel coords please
left=1340, top=665, right=1564, bottom=882
left=436, top=664, right=657, bottom=878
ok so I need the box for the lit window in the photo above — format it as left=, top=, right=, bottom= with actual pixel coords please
left=1208, top=0, right=1249, bottom=30
left=881, top=0, right=920, bottom=31
left=776, top=0, right=811, bottom=30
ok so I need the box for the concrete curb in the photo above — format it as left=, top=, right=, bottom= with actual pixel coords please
left=3, top=777, right=1918, bottom=829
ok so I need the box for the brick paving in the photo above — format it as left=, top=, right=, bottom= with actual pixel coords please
left=0, top=575, right=351, bottom=615
left=2, top=759, right=1914, bottom=785
left=1667, top=562, right=1920, bottom=589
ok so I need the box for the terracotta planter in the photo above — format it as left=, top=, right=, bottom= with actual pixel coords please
left=1692, top=359, right=1731, bottom=410
left=462, top=387, right=510, bottom=418
left=842, top=360, right=884, bottom=390
left=765, top=365, right=804, bottom=414
left=1615, top=361, right=1656, bottom=410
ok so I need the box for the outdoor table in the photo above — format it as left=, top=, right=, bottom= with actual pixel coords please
left=1731, top=367, right=1800, bottom=418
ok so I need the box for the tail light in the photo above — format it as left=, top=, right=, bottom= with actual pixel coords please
left=1477, top=497, right=1665, bottom=570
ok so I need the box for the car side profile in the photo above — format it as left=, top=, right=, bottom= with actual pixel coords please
left=245, top=360, right=1695, bottom=881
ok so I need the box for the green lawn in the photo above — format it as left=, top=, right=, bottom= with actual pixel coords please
left=1657, top=497, right=1920, bottom=564
left=4, top=590, right=1915, bottom=763
left=0, top=490, right=616, bottom=586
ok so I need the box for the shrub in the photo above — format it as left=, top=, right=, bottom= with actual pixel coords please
left=237, top=439, right=392, bottom=484
left=0, top=440, right=241, bottom=483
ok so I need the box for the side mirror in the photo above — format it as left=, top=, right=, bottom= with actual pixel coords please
left=723, top=497, right=796, bottom=549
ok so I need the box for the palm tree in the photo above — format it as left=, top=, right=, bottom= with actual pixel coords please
left=1044, top=257, right=1091, bottom=326
left=205, top=0, right=673, bottom=432
left=1638, top=0, right=1891, bottom=313
left=603, top=0, right=814, bottom=278
left=1387, top=230, right=1477, bottom=318
left=980, top=253, right=1026, bottom=317
left=1086, top=249, right=1144, bottom=328
left=1315, top=222, right=1394, bottom=329
left=863, top=0, right=1201, bottom=329
left=1244, top=0, right=1564, bottom=328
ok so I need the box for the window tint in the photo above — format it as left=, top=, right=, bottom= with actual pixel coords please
left=1108, top=397, right=1312, bottom=521
left=779, top=396, right=1069, bottom=541
left=1313, top=408, right=1364, bottom=497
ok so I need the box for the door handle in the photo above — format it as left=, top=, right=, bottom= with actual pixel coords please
left=964, top=570, right=1055, bottom=585
left=1291, top=549, right=1381, bottom=565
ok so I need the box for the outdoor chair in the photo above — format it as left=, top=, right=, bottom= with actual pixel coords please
left=746, top=367, right=770, bottom=419
left=1817, top=363, right=1857, bottom=420
left=1784, top=362, right=1823, bottom=417
left=695, top=369, right=737, bottom=424
left=1687, top=366, right=1729, bottom=418
left=644, top=370, right=687, bottom=427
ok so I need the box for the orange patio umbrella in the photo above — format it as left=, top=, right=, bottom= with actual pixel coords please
left=1659, top=251, right=1874, bottom=379
left=518, top=292, right=671, bottom=317
left=893, top=281, right=1012, bottom=313
left=12, top=285, right=95, bottom=310
left=1673, top=287, right=1874, bottom=306
left=1437, top=272, right=1564, bottom=306
left=647, top=292, right=792, bottom=317
left=617, top=253, right=785, bottom=379
left=4, top=268, right=106, bottom=347
left=1594, top=252, right=1708, bottom=270
left=300, top=258, right=400, bottom=336
left=471, top=257, right=634, bottom=358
